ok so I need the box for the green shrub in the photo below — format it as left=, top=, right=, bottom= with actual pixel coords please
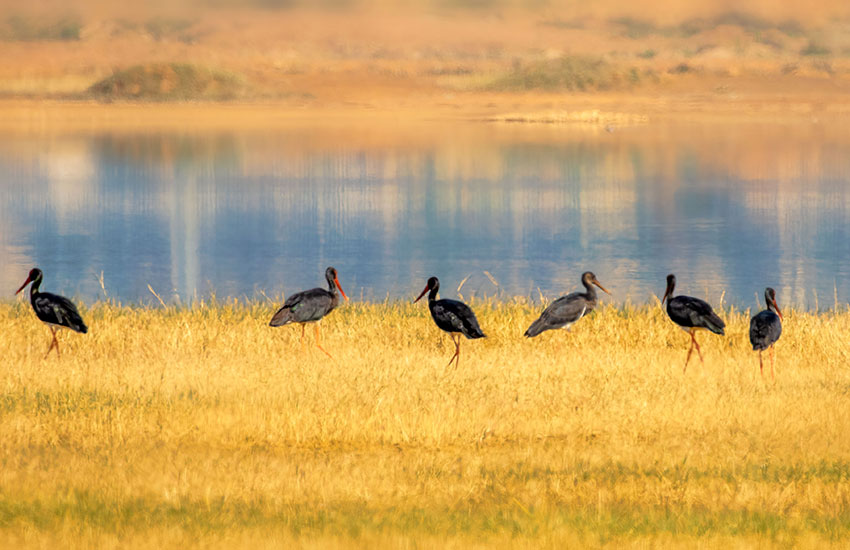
left=488, top=55, right=643, bottom=92
left=2, top=14, right=81, bottom=41
left=800, top=41, right=831, bottom=56
left=87, top=63, right=246, bottom=102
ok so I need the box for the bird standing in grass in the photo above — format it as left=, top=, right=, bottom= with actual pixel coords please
left=661, top=273, right=725, bottom=372
left=269, top=266, right=348, bottom=358
left=16, top=267, right=88, bottom=358
left=750, top=287, right=783, bottom=380
left=524, top=271, right=611, bottom=338
left=414, top=276, right=485, bottom=368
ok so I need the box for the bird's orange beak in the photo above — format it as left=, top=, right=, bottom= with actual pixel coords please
left=772, top=299, right=783, bottom=321
left=15, top=274, right=32, bottom=295
left=593, top=279, right=611, bottom=295
left=334, top=276, right=349, bottom=301
left=414, top=284, right=430, bottom=303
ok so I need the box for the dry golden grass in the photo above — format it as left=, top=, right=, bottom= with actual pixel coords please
left=1, top=297, right=850, bottom=548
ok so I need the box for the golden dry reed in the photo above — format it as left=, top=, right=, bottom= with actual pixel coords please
left=1, top=297, right=850, bottom=549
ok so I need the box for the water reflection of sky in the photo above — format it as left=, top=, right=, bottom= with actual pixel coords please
left=2, top=122, right=850, bottom=310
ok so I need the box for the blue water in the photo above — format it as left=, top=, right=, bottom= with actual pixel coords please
left=2, top=120, right=849, bottom=310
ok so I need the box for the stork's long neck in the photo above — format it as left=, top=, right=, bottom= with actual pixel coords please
left=664, top=281, right=676, bottom=309
left=583, top=279, right=597, bottom=304
left=428, top=286, right=440, bottom=302
left=326, top=275, right=337, bottom=296
left=27, top=277, right=42, bottom=307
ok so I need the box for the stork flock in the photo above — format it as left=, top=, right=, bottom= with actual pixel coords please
left=15, top=267, right=783, bottom=378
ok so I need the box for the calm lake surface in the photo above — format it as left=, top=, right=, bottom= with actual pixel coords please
left=2, top=118, right=849, bottom=310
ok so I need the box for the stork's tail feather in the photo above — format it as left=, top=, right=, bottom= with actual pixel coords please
left=461, top=318, right=486, bottom=339
left=466, top=327, right=486, bottom=339
left=66, top=312, right=87, bottom=334
left=269, top=307, right=294, bottom=327
left=524, top=318, right=545, bottom=338
left=704, top=312, right=726, bottom=336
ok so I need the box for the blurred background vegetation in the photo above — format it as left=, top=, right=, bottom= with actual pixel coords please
left=0, top=0, right=847, bottom=103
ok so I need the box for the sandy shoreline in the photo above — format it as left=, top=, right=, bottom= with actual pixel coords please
left=2, top=85, right=850, bottom=136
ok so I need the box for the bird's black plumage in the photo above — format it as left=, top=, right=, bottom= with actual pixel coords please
left=31, top=291, right=89, bottom=333
left=269, top=267, right=348, bottom=358
left=17, top=268, right=87, bottom=333
left=663, top=275, right=725, bottom=335
left=16, top=268, right=87, bottom=358
left=750, top=287, right=783, bottom=379
left=750, top=312, right=781, bottom=351
left=270, top=267, right=347, bottom=327
left=525, top=271, right=610, bottom=337
left=661, top=273, right=725, bottom=372
left=417, top=277, right=485, bottom=339
left=415, top=276, right=484, bottom=367
left=429, top=297, right=486, bottom=339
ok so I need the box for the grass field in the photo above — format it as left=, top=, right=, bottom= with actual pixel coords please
left=2, top=297, right=850, bottom=548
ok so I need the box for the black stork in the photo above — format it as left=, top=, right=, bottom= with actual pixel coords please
left=524, top=271, right=611, bottom=338
left=16, top=267, right=88, bottom=358
left=269, top=266, right=348, bottom=358
left=749, top=287, right=783, bottom=380
left=414, top=276, right=485, bottom=368
left=661, top=273, right=726, bottom=372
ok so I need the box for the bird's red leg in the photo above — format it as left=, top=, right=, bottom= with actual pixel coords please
left=44, top=331, right=52, bottom=357
left=445, top=334, right=456, bottom=368
left=314, top=323, right=333, bottom=359
left=769, top=346, right=776, bottom=382
left=446, top=334, right=460, bottom=368
left=691, top=333, right=704, bottom=364
left=44, top=327, right=59, bottom=359
left=758, top=350, right=764, bottom=377
left=683, top=332, right=695, bottom=373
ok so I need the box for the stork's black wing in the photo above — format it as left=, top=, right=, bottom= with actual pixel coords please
left=270, top=288, right=335, bottom=326
left=524, top=292, right=589, bottom=337
left=667, top=295, right=725, bottom=335
left=32, top=292, right=87, bottom=333
left=430, top=299, right=485, bottom=339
